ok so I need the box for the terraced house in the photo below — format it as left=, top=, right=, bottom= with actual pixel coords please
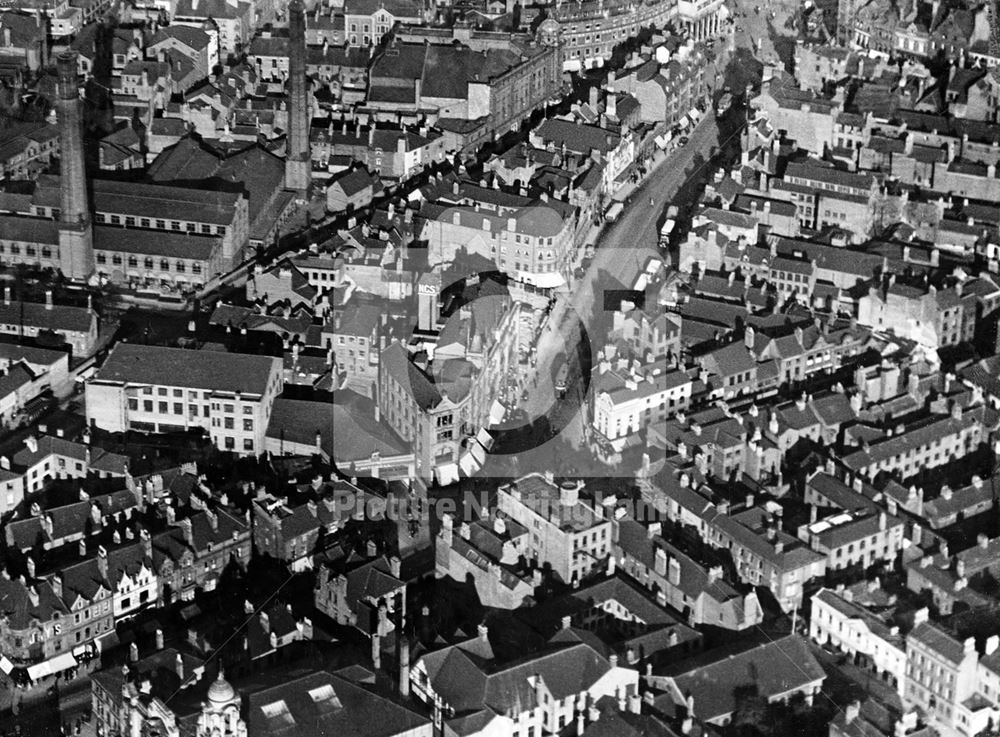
left=151, top=507, right=251, bottom=603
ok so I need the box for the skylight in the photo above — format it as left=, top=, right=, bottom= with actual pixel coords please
left=308, top=684, right=343, bottom=712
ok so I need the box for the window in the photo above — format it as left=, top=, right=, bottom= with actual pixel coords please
left=243, top=439, right=254, bottom=452
left=158, top=402, right=168, bottom=413
left=243, top=419, right=253, bottom=431
left=224, top=436, right=235, bottom=450
left=224, top=417, right=234, bottom=430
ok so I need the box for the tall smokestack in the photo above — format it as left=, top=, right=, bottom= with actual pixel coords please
left=286, top=0, right=311, bottom=197
left=56, top=50, right=93, bottom=282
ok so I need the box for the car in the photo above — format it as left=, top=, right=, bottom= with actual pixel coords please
left=679, top=136, right=689, bottom=145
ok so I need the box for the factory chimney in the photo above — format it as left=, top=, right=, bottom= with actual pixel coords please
left=285, top=0, right=312, bottom=197
left=55, top=50, right=93, bottom=282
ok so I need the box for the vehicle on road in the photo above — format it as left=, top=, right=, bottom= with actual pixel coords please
left=605, top=202, right=624, bottom=222
left=554, top=361, right=569, bottom=399
left=716, top=92, right=733, bottom=117
left=660, top=219, right=676, bottom=244
left=679, top=136, right=689, bottom=145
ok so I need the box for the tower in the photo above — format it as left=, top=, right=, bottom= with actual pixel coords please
left=285, top=0, right=312, bottom=197
left=55, top=50, right=94, bottom=282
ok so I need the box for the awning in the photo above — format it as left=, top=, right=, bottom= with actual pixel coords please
left=459, top=451, right=480, bottom=477
left=489, top=400, right=506, bottom=426
left=435, top=462, right=459, bottom=486
left=476, top=427, right=494, bottom=451
left=72, top=644, right=91, bottom=658
left=49, top=652, right=77, bottom=673
left=518, top=271, right=566, bottom=290
left=470, top=441, right=487, bottom=466
left=655, top=134, right=670, bottom=149
left=0, top=656, right=13, bottom=674
left=689, top=108, right=700, bottom=121
left=26, top=661, right=51, bottom=681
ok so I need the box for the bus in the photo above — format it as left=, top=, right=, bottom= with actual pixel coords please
left=554, top=361, right=570, bottom=398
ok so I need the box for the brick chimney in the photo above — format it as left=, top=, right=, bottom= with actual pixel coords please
left=285, top=0, right=311, bottom=196
left=55, top=50, right=93, bottom=281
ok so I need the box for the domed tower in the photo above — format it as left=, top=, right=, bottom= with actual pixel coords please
left=196, top=670, right=246, bottom=737
left=537, top=17, right=562, bottom=46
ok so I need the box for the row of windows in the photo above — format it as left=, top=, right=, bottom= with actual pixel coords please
left=96, top=253, right=204, bottom=273
left=94, top=212, right=226, bottom=235
left=0, top=243, right=54, bottom=259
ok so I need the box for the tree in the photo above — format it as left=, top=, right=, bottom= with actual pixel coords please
left=732, top=684, right=769, bottom=737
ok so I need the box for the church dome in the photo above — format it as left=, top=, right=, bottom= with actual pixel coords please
left=207, top=672, right=236, bottom=705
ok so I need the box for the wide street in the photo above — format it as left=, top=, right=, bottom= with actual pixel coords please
left=480, top=111, right=723, bottom=477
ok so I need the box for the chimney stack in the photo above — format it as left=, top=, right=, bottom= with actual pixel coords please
left=399, top=636, right=410, bottom=697
left=285, top=0, right=312, bottom=196
left=55, top=51, right=93, bottom=281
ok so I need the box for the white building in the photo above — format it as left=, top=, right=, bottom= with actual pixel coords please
left=810, top=587, right=907, bottom=694
left=85, top=344, right=282, bottom=456
left=676, top=0, right=728, bottom=41
left=591, top=362, right=692, bottom=448
left=497, top=473, right=613, bottom=584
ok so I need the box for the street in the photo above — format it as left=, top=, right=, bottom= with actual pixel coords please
left=481, top=112, right=723, bottom=477
left=727, top=0, right=802, bottom=65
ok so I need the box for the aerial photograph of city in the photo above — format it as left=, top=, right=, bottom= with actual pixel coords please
left=3, top=0, right=1000, bottom=732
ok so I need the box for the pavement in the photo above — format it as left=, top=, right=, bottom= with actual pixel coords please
left=727, top=0, right=802, bottom=65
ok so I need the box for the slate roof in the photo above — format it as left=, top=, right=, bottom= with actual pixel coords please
left=94, top=343, right=279, bottom=395
left=616, top=518, right=744, bottom=605
left=5, top=489, right=136, bottom=551
left=33, top=176, right=241, bottom=226
left=662, top=635, right=825, bottom=722
left=534, top=118, right=621, bottom=154
left=422, top=637, right=615, bottom=719
left=245, top=668, right=430, bottom=737
left=94, top=225, right=221, bottom=261
left=813, top=588, right=903, bottom=647
left=908, top=622, right=968, bottom=664
left=149, top=24, right=211, bottom=51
